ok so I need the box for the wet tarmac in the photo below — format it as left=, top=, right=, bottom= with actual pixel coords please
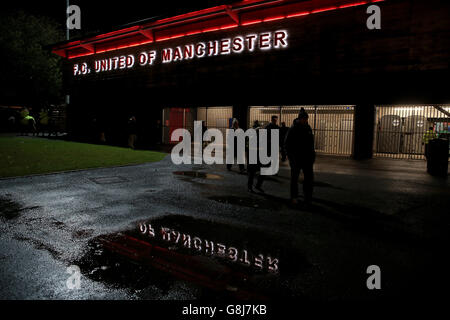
left=0, top=155, right=448, bottom=300
left=208, top=195, right=281, bottom=210
left=173, top=171, right=223, bottom=180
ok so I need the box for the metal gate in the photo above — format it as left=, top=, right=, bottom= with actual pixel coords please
left=374, top=105, right=450, bottom=160
left=197, top=106, right=233, bottom=138
left=249, top=105, right=355, bottom=156
left=162, top=107, right=232, bottom=144
left=162, top=108, right=195, bottom=144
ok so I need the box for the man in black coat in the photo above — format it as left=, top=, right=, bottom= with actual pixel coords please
left=227, top=118, right=245, bottom=173
left=127, top=116, right=137, bottom=149
left=284, top=108, right=315, bottom=205
left=247, top=121, right=264, bottom=193
left=265, top=115, right=280, bottom=158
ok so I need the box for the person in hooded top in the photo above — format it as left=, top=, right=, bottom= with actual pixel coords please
left=247, top=120, right=265, bottom=193
left=284, top=107, right=315, bottom=205
left=227, top=118, right=245, bottom=173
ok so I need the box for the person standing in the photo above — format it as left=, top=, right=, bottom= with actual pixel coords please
left=19, top=107, right=29, bottom=136
left=127, top=116, right=137, bottom=149
left=247, top=120, right=264, bottom=193
left=25, top=114, right=36, bottom=136
left=422, top=126, right=437, bottom=172
left=202, top=120, right=208, bottom=149
left=98, top=116, right=106, bottom=143
left=29, top=107, right=38, bottom=137
left=265, top=115, right=280, bottom=157
left=48, top=105, right=60, bottom=137
left=38, top=108, right=49, bottom=137
left=284, top=108, right=315, bottom=205
left=279, top=122, right=288, bottom=162
left=227, top=118, right=245, bottom=173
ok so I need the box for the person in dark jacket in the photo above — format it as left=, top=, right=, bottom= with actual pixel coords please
left=265, top=115, right=280, bottom=158
left=127, top=116, right=137, bottom=149
left=202, top=121, right=208, bottom=148
left=279, top=122, right=288, bottom=162
left=284, top=107, right=315, bottom=205
left=247, top=121, right=264, bottom=193
left=227, top=118, right=245, bottom=173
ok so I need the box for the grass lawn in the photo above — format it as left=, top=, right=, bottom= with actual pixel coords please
left=0, top=137, right=167, bottom=178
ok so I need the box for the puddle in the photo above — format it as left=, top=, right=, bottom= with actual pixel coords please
left=74, top=215, right=311, bottom=300
left=0, top=196, right=39, bottom=220
left=72, top=229, right=95, bottom=239
left=75, top=238, right=176, bottom=293
left=208, top=195, right=281, bottom=210
left=51, top=220, right=67, bottom=228
left=0, top=197, right=22, bottom=219
left=191, top=166, right=208, bottom=171
left=89, top=176, right=128, bottom=184
left=173, top=171, right=223, bottom=180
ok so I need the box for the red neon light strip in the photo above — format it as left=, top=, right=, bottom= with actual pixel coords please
left=115, top=40, right=153, bottom=50
left=311, top=6, right=338, bottom=14
left=170, top=34, right=185, bottom=39
left=263, top=15, right=285, bottom=22
left=155, top=36, right=171, bottom=42
left=202, top=27, right=221, bottom=33
left=339, top=1, right=368, bottom=8
left=286, top=11, right=310, bottom=18
left=67, top=0, right=386, bottom=59
left=186, top=30, right=202, bottom=36
left=220, top=23, right=239, bottom=30
left=241, top=19, right=262, bottom=26
left=68, top=52, right=95, bottom=59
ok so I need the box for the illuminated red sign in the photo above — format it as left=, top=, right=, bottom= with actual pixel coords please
left=72, top=30, right=288, bottom=76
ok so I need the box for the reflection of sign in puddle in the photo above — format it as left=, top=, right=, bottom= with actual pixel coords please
left=139, top=221, right=278, bottom=274
left=75, top=215, right=310, bottom=299
left=173, top=171, right=223, bottom=180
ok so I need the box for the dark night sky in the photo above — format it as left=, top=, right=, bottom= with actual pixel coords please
left=3, top=0, right=238, bottom=38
